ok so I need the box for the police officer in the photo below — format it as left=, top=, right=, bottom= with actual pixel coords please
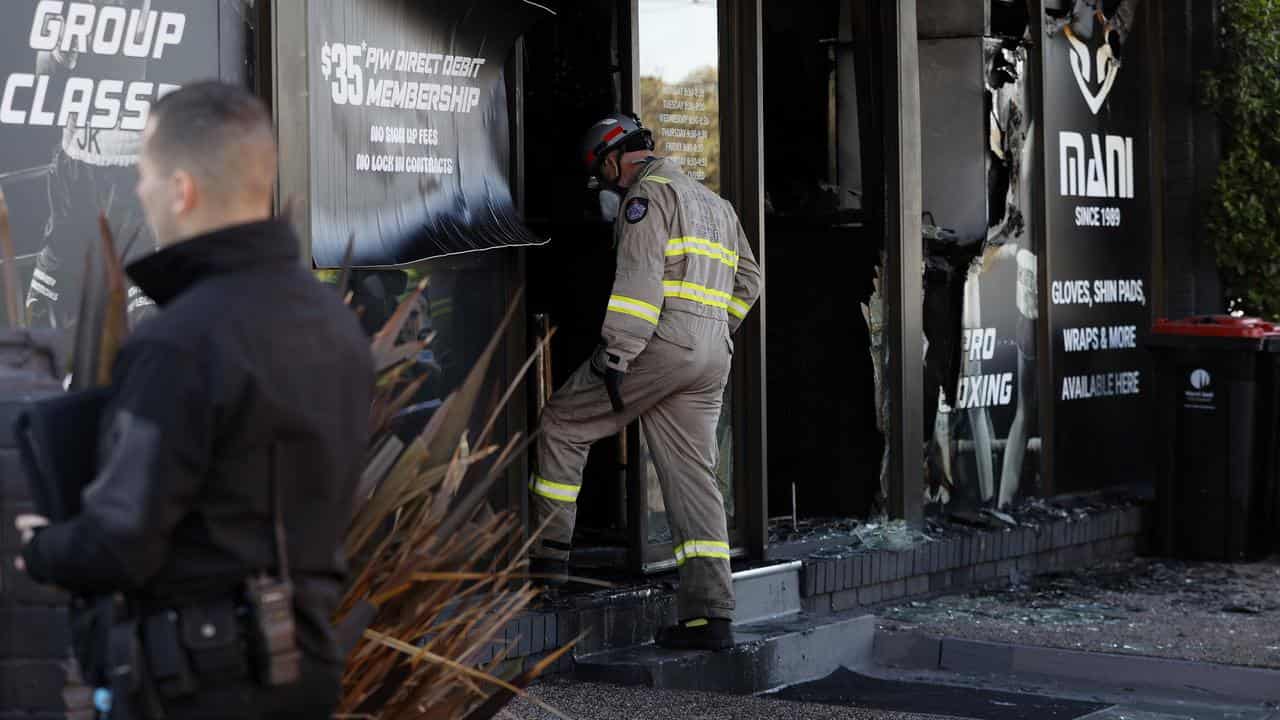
left=529, top=114, right=761, bottom=651
left=16, top=81, right=372, bottom=718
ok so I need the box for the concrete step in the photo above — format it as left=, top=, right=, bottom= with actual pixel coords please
left=574, top=611, right=876, bottom=694
left=558, top=560, right=805, bottom=658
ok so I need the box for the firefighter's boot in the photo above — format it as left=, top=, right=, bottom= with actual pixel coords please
left=655, top=617, right=734, bottom=651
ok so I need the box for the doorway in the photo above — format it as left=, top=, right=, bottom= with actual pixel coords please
left=761, top=0, right=883, bottom=528
left=521, top=0, right=749, bottom=575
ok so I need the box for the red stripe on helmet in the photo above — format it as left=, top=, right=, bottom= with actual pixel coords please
left=602, top=126, right=625, bottom=144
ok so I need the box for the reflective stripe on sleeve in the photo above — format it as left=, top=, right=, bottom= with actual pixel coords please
left=607, top=295, right=661, bottom=325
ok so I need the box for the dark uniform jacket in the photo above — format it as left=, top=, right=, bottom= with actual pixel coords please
left=24, top=219, right=373, bottom=661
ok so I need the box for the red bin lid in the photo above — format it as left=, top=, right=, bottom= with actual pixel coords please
left=1153, top=315, right=1280, bottom=338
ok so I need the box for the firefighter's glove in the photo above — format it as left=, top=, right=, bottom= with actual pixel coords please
left=591, top=346, right=627, bottom=414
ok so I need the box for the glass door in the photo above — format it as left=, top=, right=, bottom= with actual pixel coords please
left=631, top=0, right=746, bottom=572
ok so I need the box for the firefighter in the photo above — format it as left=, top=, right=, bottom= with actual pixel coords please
left=529, top=113, right=762, bottom=651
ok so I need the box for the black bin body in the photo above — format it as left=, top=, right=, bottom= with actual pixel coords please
left=1149, top=316, right=1280, bottom=561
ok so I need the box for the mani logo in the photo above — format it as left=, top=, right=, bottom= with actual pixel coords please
left=1190, top=369, right=1212, bottom=391
left=1063, top=23, right=1121, bottom=115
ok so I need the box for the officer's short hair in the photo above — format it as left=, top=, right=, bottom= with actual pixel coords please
left=145, top=81, right=276, bottom=201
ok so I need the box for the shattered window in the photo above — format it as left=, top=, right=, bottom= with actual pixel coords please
left=762, top=1, right=861, bottom=222
left=919, top=33, right=1040, bottom=516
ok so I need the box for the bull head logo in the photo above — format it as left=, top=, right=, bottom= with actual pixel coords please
left=1063, top=18, right=1120, bottom=115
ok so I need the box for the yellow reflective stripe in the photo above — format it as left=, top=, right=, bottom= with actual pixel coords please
left=728, top=297, right=751, bottom=320
left=530, top=475, right=581, bottom=503
left=643, top=175, right=671, bottom=184
left=663, top=281, right=731, bottom=311
left=684, top=618, right=709, bottom=628
left=668, top=246, right=740, bottom=270
left=669, top=282, right=733, bottom=301
left=673, top=539, right=731, bottom=566
left=607, top=295, right=660, bottom=325
left=665, top=237, right=738, bottom=270
left=668, top=237, right=737, bottom=260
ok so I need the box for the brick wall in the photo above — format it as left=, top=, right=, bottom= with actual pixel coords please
left=489, top=503, right=1149, bottom=677
left=798, top=505, right=1146, bottom=616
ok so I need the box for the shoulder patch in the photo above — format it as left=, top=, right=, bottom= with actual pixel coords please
left=624, top=197, right=650, bottom=224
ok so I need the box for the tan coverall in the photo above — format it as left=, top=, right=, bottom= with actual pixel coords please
left=531, top=158, right=762, bottom=621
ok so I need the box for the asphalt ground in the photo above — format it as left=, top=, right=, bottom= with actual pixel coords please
left=503, top=677, right=965, bottom=720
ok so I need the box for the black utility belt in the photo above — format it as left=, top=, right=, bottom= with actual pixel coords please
left=112, top=581, right=303, bottom=717
left=115, top=598, right=250, bottom=706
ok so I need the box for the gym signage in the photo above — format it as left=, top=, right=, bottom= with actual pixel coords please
left=307, top=0, right=552, bottom=267
left=0, top=1, right=235, bottom=330
left=1042, top=0, right=1152, bottom=491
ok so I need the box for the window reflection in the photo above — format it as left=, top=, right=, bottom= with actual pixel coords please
left=637, top=0, right=735, bottom=548
left=639, top=0, right=721, bottom=192
left=324, top=252, right=510, bottom=447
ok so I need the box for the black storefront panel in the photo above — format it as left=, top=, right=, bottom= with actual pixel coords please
left=1042, top=4, right=1152, bottom=492
left=307, top=0, right=551, bottom=268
